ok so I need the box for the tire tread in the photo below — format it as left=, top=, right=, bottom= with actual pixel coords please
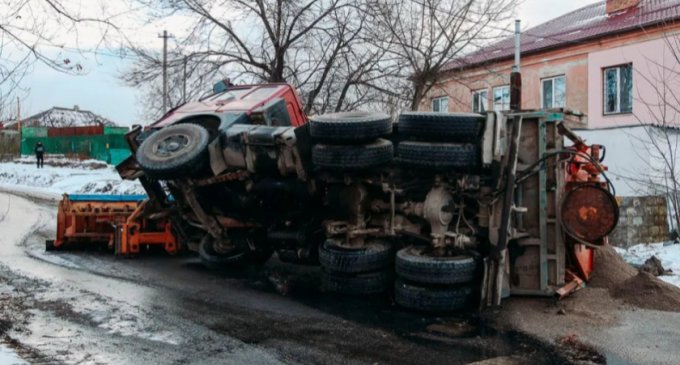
left=399, top=112, right=484, bottom=142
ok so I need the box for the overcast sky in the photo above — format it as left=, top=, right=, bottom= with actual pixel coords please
left=20, top=0, right=604, bottom=126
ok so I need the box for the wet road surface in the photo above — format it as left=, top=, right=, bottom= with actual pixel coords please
left=0, top=192, right=573, bottom=365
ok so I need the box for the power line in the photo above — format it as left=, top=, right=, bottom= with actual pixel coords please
left=35, top=43, right=142, bottom=61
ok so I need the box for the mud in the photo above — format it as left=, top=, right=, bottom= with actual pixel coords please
left=0, top=192, right=587, bottom=365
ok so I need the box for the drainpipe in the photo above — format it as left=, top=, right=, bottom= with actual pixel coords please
left=510, top=20, right=522, bottom=111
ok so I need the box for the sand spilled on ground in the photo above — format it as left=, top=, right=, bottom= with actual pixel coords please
left=588, top=245, right=637, bottom=289
left=491, top=244, right=680, bottom=345
left=611, top=272, right=680, bottom=312
left=592, top=245, right=680, bottom=312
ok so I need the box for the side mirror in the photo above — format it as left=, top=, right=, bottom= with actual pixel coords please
left=213, top=79, right=234, bottom=93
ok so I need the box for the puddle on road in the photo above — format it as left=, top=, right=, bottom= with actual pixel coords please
left=201, top=261, right=580, bottom=365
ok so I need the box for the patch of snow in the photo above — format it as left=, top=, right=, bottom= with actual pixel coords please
left=0, top=162, right=144, bottom=196
left=615, top=242, right=680, bottom=288
left=14, top=156, right=108, bottom=170
left=0, top=345, right=28, bottom=365
left=27, top=250, right=82, bottom=270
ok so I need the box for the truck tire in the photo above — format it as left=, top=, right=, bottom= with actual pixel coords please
left=319, top=239, right=394, bottom=274
left=396, top=246, right=478, bottom=285
left=398, top=112, right=484, bottom=142
left=199, top=234, right=249, bottom=270
left=398, top=142, right=479, bottom=169
left=199, top=234, right=274, bottom=269
left=136, top=123, right=210, bottom=180
left=322, top=268, right=394, bottom=295
left=395, top=278, right=475, bottom=312
left=312, top=139, right=393, bottom=171
left=309, top=112, right=392, bottom=142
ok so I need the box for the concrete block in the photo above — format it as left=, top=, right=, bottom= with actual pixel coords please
left=645, top=207, right=656, bottom=216
left=632, top=217, right=644, bottom=226
left=650, top=226, right=660, bottom=236
left=638, top=226, right=649, bottom=238
left=658, top=206, right=668, bottom=215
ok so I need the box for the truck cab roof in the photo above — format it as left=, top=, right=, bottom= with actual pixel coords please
left=151, top=84, right=305, bottom=128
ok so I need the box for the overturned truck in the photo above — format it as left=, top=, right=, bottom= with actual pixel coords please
left=116, top=82, right=618, bottom=311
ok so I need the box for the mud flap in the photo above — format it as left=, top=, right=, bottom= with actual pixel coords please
left=481, top=249, right=511, bottom=308
left=209, top=137, right=228, bottom=176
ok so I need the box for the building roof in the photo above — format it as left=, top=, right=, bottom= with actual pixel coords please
left=443, top=0, right=680, bottom=72
left=2, top=106, right=116, bottom=129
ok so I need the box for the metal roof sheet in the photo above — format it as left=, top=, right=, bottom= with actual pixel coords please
left=443, top=0, right=680, bottom=72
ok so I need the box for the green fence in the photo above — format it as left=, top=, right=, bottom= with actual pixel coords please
left=21, top=134, right=130, bottom=165
left=22, top=127, right=48, bottom=138
left=104, top=126, right=129, bottom=135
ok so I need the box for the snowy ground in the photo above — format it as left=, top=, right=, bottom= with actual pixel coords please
left=615, top=242, right=680, bottom=288
left=12, top=155, right=109, bottom=170
left=0, top=159, right=144, bottom=200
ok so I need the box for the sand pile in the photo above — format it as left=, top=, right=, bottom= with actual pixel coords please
left=610, top=272, right=680, bottom=312
left=588, top=245, right=637, bottom=288
left=589, top=244, right=680, bottom=312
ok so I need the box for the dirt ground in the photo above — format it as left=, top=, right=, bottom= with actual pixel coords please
left=0, top=191, right=585, bottom=365
left=488, top=245, right=680, bottom=365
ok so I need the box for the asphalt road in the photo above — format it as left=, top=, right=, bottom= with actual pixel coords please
left=0, top=192, right=575, bottom=365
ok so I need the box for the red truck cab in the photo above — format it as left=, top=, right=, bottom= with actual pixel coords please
left=152, top=83, right=308, bottom=129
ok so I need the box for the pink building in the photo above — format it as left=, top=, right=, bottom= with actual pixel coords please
left=430, top=0, right=680, bottom=129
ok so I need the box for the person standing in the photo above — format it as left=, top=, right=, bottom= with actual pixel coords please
left=35, top=141, right=45, bottom=168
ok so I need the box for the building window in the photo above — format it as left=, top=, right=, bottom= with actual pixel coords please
left=604, top=64, right=633, bottom=115
left=432, top=96, right=448, bottom=112
left=493, top=86, right=510, bottom=111
left=472, top=89, right=488, bottom=113
left=542, top=76, right=566, bottom=109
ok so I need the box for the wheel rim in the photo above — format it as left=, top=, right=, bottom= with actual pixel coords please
left=152, top=133, right=190, bottom=158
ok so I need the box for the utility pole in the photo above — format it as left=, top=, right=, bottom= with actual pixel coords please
left=17, top=97, right=21, bottom=135
left=183, top=56, right=187, bottom=104
left=158, top=30, right=174, bottom=113
left=510, top=20, right=522, bottom=111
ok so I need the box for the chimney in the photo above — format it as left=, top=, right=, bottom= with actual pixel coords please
left=73, top=105, right=80, bottom=111
left=607, top=0, right=641, bottom=14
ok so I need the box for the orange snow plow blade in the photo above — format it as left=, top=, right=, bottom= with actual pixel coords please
left=47, top=194, right=179, bottom=257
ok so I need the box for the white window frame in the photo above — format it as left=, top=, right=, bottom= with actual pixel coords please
left=541, top=75, right=566, bottom=109
left=603, top=64, right=633, bottom=115
left=432, top=96, right=449, bottom=113
left=472, top=89, right=488, bottom=113
left=493, top=85, right=510, bottom=112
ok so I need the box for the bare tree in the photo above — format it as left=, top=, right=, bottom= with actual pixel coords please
left=123, top=52, right=223, bottom=121
left=610, top=27, right=680, bottom=232
left=0, top=0, right=124, bottom=122
left=121, top=0, right=407, bottom=119
left=367, top=0, right=517, bottom=111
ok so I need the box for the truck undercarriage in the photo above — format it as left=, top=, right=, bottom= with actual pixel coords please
left=116, top=83, right=618, bottom=312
